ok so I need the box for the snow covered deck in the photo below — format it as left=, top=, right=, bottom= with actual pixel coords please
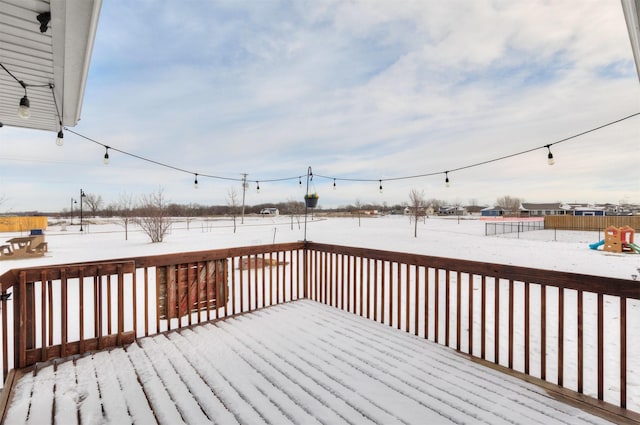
left=1, top=300, right=620, bottom=424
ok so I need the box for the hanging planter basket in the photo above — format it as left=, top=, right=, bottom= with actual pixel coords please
left=304, top=193, right=319, bottom=208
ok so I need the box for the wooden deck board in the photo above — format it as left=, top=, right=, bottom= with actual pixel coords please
left=2, top=300, right=622, bottom=424
left=107, top=348, right=157, bottom=424
left=53, top=360, right=79, bottom=425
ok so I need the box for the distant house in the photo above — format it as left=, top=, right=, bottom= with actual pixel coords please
left=600, top=203, right=635, bottom=216
left=565, top=203, right=607, bottom=216
left=572, top=206, right=605, bottom=216
left=403, top=207, right=435, bottom=217
left=465, top=205, right=487, bottom=215
left=403, top=206, right=435, bottom=216
left=520, top=203, right=568, bottom=217
left=438, top=206, right=466, bottom=216
left=481, top=207, right=504, bottom=217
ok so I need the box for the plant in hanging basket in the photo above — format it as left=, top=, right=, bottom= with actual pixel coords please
left=304, top=193, right=319, bottom=208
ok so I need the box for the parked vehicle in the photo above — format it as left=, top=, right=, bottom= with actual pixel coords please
left=260, top=208, right=279, bottom=216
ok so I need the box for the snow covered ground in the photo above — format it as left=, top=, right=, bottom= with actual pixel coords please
left=1, top=215, right=637, bottom=280
left=0, top=214, right=638, bottom=421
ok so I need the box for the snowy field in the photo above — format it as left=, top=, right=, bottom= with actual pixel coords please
left=1, top=214, right=637, bottom=280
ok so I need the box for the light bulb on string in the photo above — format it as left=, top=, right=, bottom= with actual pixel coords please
left=256, top=181, right=260, bottom=193
left=333, top=178, right=336, bottom=190
left=546, top=145, right=555, bottom=165
left=51, top=83, right=64, bottom=145
left=103, top=147, right=110, bottom=165
left=16, top=81, right=30, bottom=118
left=56, top=129, right=64, bottom=146
left=299, top=176, right=302, bottom=188
left=18, top=95, right=29, bottom=119
left=194, top=173, right=199, bottom=189
left=379, top=180, right=383, bottom=193
left=445, top=171, right=450, bottom=188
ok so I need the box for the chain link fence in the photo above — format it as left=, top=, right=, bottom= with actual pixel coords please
left=485, top=221, right=544, bottom=236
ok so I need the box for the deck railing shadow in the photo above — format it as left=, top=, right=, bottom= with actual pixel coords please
left=0, top=241, right=638, bottom=419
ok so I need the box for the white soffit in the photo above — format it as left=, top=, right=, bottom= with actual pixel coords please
left=0, top=0, right=102, bottom=132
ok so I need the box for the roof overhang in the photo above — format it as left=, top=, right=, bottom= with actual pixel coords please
left=622, top=0, right=640, bottom=82
left=0, top=0, right=102, bottom=132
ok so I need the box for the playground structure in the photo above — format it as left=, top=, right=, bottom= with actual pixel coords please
left=589, top=225, right=640, bottom=253
left=0, top=229, right=47, bottom=260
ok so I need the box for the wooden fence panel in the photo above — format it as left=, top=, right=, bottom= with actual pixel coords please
left=544, top=215, right=640, bottom=231
left=157, top=260, right=226, bottom=320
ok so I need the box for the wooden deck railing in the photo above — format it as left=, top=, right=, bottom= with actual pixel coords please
left=0, top=241, right=638, bottom=415
left=0, top=242, right=305, bottom=378
left=305, top=242, right=639, bottom=414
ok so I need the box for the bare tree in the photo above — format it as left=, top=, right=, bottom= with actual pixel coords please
left=452, top=199, right=463, bottom=223
left=227, top=187, right=240, bottom=233
left=286, top=197, right=304, bottom=230
left=83, top=193, right=103, bottom=217
left=409, top=189, right=427, bottom=237
left=354, top=199, right=363, bottom=227
left=427, top=198, right=446, bottom=214
left=135, top=188, right=171, bottom=243
left=116, top=192, right=135, bottom=240
left=185, top=203, right=196, bottom=231
left=496, top=195, right=522, bottom=216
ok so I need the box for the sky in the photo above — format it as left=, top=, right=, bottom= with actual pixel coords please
left=0, top=0, right=639, bottom=212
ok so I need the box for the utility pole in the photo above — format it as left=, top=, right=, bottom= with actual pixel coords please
left=241, top=173, right=247, bottom=224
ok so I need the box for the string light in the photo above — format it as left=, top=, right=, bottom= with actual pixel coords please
left=18, top=82, right=29, bottom=119
left=50, top=83, right=65, bottom=146
left=194, top=173, right=199, bottom=189
left=1, top=63, right=79, bottom=150
left=0, top=63, right=52, bottom=120
left=545, top=144, right=555, bottom=165
left=445, top=171, right=450, bottom=188
left=256, top=181, right=260, bottom=193
left=379, top=180, right=383, bottom=193
left=103, top=147, right=110, bottom=165
left=60, top=112, right=638, bottom=190
left=333, top=178, right=336, bottom=190
left=56, top=130, right=64, bottom=146
left=1, top=64, right=63, bottom=142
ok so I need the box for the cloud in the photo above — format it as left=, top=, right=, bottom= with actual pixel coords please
left=0, top=0, right=638, bottom=211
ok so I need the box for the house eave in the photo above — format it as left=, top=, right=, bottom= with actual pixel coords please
left=622, top=0, right=640, bottom=82
left=0, top=0, right=102, bottom=132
